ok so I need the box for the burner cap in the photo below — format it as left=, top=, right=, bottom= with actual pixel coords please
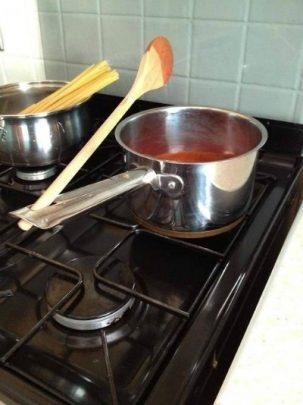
left=16, top=166, right=57, bottom=181
left=46, top=256, right=135, bottom=331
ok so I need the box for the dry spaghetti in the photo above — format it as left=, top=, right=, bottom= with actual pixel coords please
left=20, top=60, right=119, bottom=114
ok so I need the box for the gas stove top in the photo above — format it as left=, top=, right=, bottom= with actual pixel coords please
left=0, top=94, right=302, bottom=405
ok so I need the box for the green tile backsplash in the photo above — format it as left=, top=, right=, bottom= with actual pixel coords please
left=2, top=0, right=302, bottom=123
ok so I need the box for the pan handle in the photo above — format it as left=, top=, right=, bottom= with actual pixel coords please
left=10, top=169, right=155, bottom=229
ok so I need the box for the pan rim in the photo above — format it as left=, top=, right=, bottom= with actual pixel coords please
left=115, top=105, right=268, bottom=165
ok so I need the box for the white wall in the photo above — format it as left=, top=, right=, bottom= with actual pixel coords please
left=0, top=0, right=45, bottom=84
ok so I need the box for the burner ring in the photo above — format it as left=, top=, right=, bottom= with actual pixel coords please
left=16, top=166, right=57, bottom=181
left=46, top=256, right=136, bottom=331
left=52, top=297, right=135, bottom=330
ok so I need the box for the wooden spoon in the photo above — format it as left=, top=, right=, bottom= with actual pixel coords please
left=18, top=36, right=173, bottom=231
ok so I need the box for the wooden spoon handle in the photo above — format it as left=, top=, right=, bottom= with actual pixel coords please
left=18, top=36, right=173, bottom=231
left=18, top=92, right=136, bottom=230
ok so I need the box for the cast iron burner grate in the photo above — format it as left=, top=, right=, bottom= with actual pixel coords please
left=0, top=170, right=275, bottom=404
left=0, top=94, right=302, bottom=405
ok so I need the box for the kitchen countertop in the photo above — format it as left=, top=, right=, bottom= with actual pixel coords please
left=215, top=203, right=303, bottom=405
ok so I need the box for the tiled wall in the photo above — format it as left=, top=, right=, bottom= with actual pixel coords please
left=0, top=0, right=45, bottom=84
left=5, top=0, right=303, bottom=124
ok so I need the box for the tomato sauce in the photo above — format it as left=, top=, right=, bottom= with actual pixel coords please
left=156, top=150, right=235, bottom=163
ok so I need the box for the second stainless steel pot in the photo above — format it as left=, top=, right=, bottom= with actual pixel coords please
left=0, top=81, right=91, bottom=167
left=11, top=106, right=267, bottom=237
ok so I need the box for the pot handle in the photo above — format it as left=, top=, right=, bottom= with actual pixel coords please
left=10, top=168, right=155, bottom=229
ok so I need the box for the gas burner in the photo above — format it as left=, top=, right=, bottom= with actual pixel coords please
left=16, top=166, right=57, bottom=181
left=40, top=299, right=147, bottom=349
left=46, top=256, right=136, bottom=331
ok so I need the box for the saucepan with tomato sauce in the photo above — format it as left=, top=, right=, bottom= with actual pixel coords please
left=114, top=106, right=267, bottom=237
left=13, top=106, right=267, bottom=236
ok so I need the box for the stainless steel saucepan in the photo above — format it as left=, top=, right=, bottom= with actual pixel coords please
left=11, top=106, right=267, bottom=237
left=0, top=81, right=91, bottom=167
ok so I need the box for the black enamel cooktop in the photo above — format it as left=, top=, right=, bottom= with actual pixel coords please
left=0, top=94, right=302, bottom=405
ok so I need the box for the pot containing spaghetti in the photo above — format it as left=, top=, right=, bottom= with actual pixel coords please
left=0, top=62, right=118, bottom=167
left=0, top=81, right=92, bottom=167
